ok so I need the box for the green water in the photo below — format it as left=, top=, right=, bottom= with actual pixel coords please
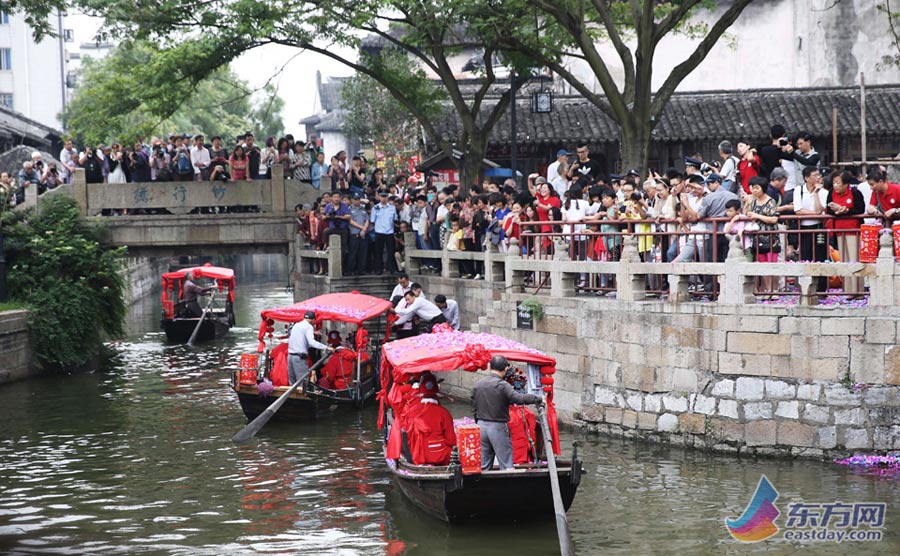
left=1, top=259, right=898, bottom=555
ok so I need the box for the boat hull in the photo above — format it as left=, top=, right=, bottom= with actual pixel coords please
left=389, top=458, right=583, bottom=522
left=232, top=375, right=379, bottom=421
left=161, top=315, right=231, bottom=344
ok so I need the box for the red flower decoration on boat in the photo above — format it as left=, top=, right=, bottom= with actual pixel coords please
left=431, top=323, right=455, bottom=335
left=460, top=343, right=491, bottom=372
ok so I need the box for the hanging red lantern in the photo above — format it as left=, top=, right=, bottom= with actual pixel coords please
left=540, top=376, right=554, bottom=386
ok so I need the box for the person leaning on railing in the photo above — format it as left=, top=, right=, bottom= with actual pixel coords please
left=793, top=166, right=829, bottom=292
left=745, top=177, right=781, bottom=297
left=826, top=171, right=866, bottom=295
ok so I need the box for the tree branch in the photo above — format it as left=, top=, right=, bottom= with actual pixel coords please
left=649, top=0, right=754, bottom=118
left=652, top=0, right=703, bottom=45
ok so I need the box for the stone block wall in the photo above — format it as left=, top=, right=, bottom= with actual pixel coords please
left=0, top=310, right=31, bottom=384
left=410, top=277, right=900, bottom=459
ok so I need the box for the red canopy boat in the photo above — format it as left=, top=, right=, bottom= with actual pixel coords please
left=378, top=326, right=583, bottom=521
left=232, top=291, right=395, bottom=420
left=160, top=263, right=236, bottom=343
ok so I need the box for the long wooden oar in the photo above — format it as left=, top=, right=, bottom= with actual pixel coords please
left=537, top=402, right=575, bottom=556
left=231, top=350, right=335, bottom=443
left=187, top=290, right=217, bottom=347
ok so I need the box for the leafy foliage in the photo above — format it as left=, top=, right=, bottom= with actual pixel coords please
left=2, top=196, right=127, bottom=369
left=61, top=40, right=285, bottom=146
left=341, top=51, right=444, bottom=175
left=0, top=0, right=66, bottom=40
left=878, top=0, right=900, bottom=68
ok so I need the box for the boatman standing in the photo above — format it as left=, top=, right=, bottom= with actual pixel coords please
left=288, top=310, right=334, bottom=385
left=182, top=271, right=214, bottom=318
left=393, top=289, right=447, bottom=334
left=472, top=355, right=543, bottom=470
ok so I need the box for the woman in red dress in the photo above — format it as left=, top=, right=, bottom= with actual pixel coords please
left=826, top=170, right=865, bottom=295
left=533, top=181, right=561, bottom=255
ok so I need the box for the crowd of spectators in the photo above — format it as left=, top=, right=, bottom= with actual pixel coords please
left=1, top=132, right=343, bottom=207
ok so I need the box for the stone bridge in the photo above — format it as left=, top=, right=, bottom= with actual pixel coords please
left=18, top=167, right=321, bottom=257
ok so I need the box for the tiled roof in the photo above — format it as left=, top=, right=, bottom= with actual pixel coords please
left=319, top=77, right=347, bottom=113
left=315, top=110, right=346, bottom=132
left=436, top=85, right=900, bottom=145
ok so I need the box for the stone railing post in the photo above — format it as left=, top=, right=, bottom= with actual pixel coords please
left=616, top=235, right=646, bottom=301
left=292, top=234, right=303, bottom=290
left=550, top=269, right=575, bottom=297
left=797, top=276, right=818, bottom=306
left=484, top=242, right=504, bottom=282
left=327, top=233, right=342, bottom=278
left=23, top=178, right=39, bottom=208
left=403, top=231, right=420, bottom=274
left=505, top=257, right=524, bottom=293
left=869, top=232, right=896, bottom=306
left=721, top=235, right=755, bottom=304
left=72, top=168, right=87, bottom=215
left=441, top=246, right=459, bottom=278
left=320, top=176, right=332, bottom=192
left=270, top=165, right=286, bottom=213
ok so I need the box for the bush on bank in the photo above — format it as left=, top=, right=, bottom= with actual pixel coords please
left=2, top=196, right=126, bottom=369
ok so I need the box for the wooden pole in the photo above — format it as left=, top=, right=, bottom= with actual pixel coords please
left=860, top=72, right=867, bottom=178
left=832, top=106, right=838, bottom=169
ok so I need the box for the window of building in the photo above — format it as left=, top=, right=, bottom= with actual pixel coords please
left=0, top=49, right=10, bottom=70
left=0, top=12, right=9, bottom=25
left=0, top=94, right=13, bottom=109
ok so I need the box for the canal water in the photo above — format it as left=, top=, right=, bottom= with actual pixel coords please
left=1, top=256, right=899, bottom=555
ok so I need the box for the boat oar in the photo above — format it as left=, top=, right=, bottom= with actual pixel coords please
left=231, top=350, right=336, bottom=443
left=537, top=402, right=576, bottom=556
left=187, top=289, right=217, bottom=347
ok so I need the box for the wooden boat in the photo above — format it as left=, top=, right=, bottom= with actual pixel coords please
left=232, top=291, right=394, bottom=421
left=378, top=327, right=584, bottom=522
left=160, top=264, right=235, bottom=343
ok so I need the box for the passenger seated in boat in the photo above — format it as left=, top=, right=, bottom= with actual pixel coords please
left=403, top=373, right=457, bottom=466
left=269, top=343, right=290, bottom=387
left=507, top=367, right=538, bottom=464
left=318, top=330, right=352, bottom=389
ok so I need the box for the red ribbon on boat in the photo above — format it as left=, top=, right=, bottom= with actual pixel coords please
left=460, top=343, right=491, bottom=372
left=355, top=327, right=370, bottom=351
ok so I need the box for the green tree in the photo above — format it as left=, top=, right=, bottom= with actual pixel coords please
left=340, top=51, right=434, bottom=178
left=879, top=0, right=900, bottom=68
left=1, top=196, right=127, bottom=369
left=61, top=41, right=285, bottom=146
left=496, top=0, right=755, bottom=171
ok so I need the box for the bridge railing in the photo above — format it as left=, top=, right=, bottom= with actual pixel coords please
left=19, top=166, right=328, bottom=216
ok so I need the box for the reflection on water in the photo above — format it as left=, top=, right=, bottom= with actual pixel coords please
left=1, top=255, right=899, bottom=555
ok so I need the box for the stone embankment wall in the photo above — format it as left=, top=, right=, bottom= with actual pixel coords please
left=122, top=257, right=170, bottom=305
left=0, top=310, right=31, bottom=384
left=412, top=276, right=900, bottom=459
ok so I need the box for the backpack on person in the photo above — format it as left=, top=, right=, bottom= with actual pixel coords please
left=176, top=151, right=192, bottom=175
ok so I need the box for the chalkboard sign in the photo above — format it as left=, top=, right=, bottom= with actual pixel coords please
left=516, top=302, right=533, bottom=330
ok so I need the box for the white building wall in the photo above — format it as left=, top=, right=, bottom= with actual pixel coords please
left=320, top=131, right=349, bottom=158
left=0, top=11, right=66, bottom=129
left=563, top=0, right=900, bottom=94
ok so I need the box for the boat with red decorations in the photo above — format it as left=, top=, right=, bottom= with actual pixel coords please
left=160, top=264, right=236, bottom=343
left=232, top=291, right=395, bottom=420
left=378, top=327, right=583, bottom=521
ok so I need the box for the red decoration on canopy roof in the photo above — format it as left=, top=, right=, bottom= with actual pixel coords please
left=259, top=292, right=392, bottom=326
left=382, top=330, right=556, bottom=378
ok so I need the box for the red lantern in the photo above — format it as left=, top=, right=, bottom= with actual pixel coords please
left=540, top=376, right=554, bottom=386
left=540, top=365, right=555, bottom=375
left=542, top=386, right=553, bottom=394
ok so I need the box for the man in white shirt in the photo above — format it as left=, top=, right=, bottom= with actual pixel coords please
left=546, top=149, right=570, bottom=198
left=434, top=294, right=460, bottom=330
left=59, top=139, right=77, bottom=184
left=394, top=289, right=446, bottom=334
left=190, top=134, right=211, bottom=181
left=389, top=273, right=413, bottom=306
left=287, top=310, right=333, bottom=384
left=793, top=165, right=829, bottom=291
